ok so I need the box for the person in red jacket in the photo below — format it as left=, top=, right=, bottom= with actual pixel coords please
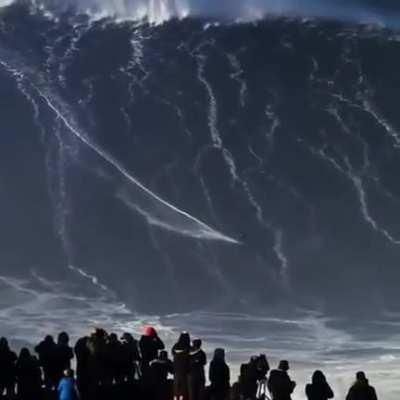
left=139, top=326, right=165, bottom=377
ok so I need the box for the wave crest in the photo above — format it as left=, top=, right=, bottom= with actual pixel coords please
left=1, top=0, right=399, bottom=26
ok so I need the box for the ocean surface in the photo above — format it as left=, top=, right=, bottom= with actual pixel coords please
left=1, top=1, right=400, bottom=398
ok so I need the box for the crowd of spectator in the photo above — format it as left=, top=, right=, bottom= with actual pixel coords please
left=0, top=327, right=379, bottom=400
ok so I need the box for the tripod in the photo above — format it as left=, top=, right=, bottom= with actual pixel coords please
left=256, top=379, right=271, bottom=400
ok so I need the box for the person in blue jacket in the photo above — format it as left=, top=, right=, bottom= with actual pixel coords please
left=58, top=369, right=79, bottom=400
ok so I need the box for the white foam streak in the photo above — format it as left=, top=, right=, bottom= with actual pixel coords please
left=306, top=142, right=400, bottom=246
left=227, top=53, right=248, bottom=108
left=1, top=52, right=239, bottom=244
left=326, top=105, right=370, bottom=172
left=265, top=104, right=281, bottom=148
left=0, top=273, right=176, bottom=346
left=195, top=50, right=240, bottom=182
left=194, top=46, right=292, bottom=282
left=67, top=265, right=111, bottom=293
left=118, top=190, right=237, bottom=243
left=344, top=159, right=400, bottom=246
left=196, top=53, right=222, bottom=148
left=332, top=93, right=400, bottom=149
left=0, top=59, right=75, bottom=261
left=31, top=85, right=238, bottom=244
left=273, top=230, right=289, bottom=284
left=362, top=99, right=400, bottom=148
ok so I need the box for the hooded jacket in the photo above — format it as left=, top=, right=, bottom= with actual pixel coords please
left=346, top=379, right=378, bottom=400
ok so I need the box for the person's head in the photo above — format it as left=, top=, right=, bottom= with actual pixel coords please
left=44, top=335, right=55, bottom=344
left=64, top=369, right=74, bottom=378
left=143, top=326, right=157, bottom=338
left=278, top=360, right=289, bottom=371
left=177, top=332, right=191, bottom=348
left=58, top=332, right=69, bottom=345
left=257, top=354, right=269, bottom=369
left=213, top=348, right=225, bottom=362
left=312, top=370, right=326, bottom=384
left=250, top=356, right=259, bottom=365
left=0, top=337, right=9, bottom=350
left=192, top=339, right=202, bottom=350
left=93, top=328, right=107, bottom=340
left=121, top=332, right=134, bottom=343
left=109, top=333, right=119, bottom=344
left=159, top=350, right=168, bottom=361
left=356, top=371, right=368, bottom=383
left=19, top=348, right=31, bottom=360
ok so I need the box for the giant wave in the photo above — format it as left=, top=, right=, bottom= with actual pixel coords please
left=2, top=2, right=400, bottom=398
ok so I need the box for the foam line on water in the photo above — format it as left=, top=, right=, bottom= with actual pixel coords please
left=227, top=52, right=248, bottom=108
left=0, top=56, right=238, bottom=244
left=193, top=44, right=291, bottom=283
left=30, top=85, right=239, bottom=244
left=117, top=190, right=237, bottom=243
left=67, top=265, right=111, bottom=293
left=304, top=140, right=400, bottom=246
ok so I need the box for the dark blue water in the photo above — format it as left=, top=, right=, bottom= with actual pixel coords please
left=1, top=1, right=400, bottom=398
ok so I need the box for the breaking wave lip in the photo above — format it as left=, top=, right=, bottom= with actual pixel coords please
left=1, top=0, right=400, bottom=27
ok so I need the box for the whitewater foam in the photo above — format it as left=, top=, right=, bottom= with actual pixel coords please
left=1, top=0, right=397, bottom=28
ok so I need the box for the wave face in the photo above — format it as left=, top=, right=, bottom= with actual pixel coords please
left=2, top=3, right=400, bottom=397
left=2, top=0, right=400, bottom=313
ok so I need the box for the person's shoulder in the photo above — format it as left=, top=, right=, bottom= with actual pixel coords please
left=305, top=383, right=313, bottom=396
left=369, top=385, right=377, bottom=394
left=269, top=369, right=280, bottom=376
left=58, top=378, right=68, bottom=387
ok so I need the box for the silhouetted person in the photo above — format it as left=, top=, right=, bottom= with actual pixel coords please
left=256, top=354, right=270, bottom=379
left=120, top=332, right=141, bottom=383
left=106, top=333, right=124, bottom=384
left=188, top=339, right=207, bottom=400
left=0, top=337, right=17, bottom=398
left=306, top=370, right=334, bottom=400
left=15, top=348, right=42, bottom=400
left=239, top=356, right=259, bottom=400
left=87, top=328, right=109, bottom=396
left=256, top=354, right=270, bottom=399
left=172, top=332, right=191, bottom=400
left=35, top=335, right=58, bottom=389
left=268, top=360, right=296, bottom=400
left=346, top=372, right=378, bottom=400
left=74, top=336, right=90, bottom=400
left=56, top=332, right=74, bottom=383
left=150, top=350, right=174, bottom=400
left=209, top=348, right=230, bottom=400
left=139, top=326, right=165, bottom=378
left=58, top=369, right=79, bottom=400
